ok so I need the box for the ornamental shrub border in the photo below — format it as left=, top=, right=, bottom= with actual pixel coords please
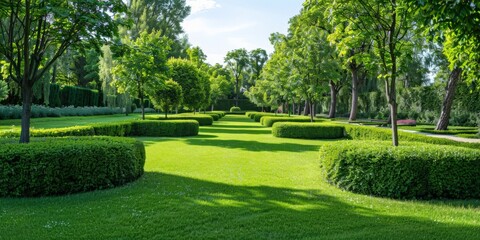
left=319, top=141, right=480, bottom=199
left=230, top=106, right=241, bottom=112
left=261, top=116, right=323, bottom=127
left=0, top=137, right=145, bottom=197
left=0, top=120, right=199, bottom=138
left=146, top=114, right=213, bottom=126
left=272, top=122, right=345, bottom=139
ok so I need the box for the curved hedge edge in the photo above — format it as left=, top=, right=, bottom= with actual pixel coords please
left=204, top=113, right=220, bottom=121
left=319, top=140, right=480, bottom=199
left=272, top=122, right=345, bottom=139
left=0, top=137, right=145, bottom=197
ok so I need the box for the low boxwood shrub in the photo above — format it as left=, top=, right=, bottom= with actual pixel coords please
left=130, top=120, right=198, bottom=137
left=246, top=112, right=259, bottom=118
left=341, top=124, right=480, bottom=149
left=319, top=140, right=480, bottom=199
left=272, top=122, right=345, bottom=139
left=146, top=114, right=213, bottom=126
left=261, top=116, right=321, bottom=127
left=207, top=111, right=226, bottom=117
left=253, top=113, right=288, bottom=122
left=204, top=113, right=220, bottom=121
left=0, top=121, right=199, bottom=138
left=230, top=106, right=241, bottom=112
left=0, top=137, right=145, bottom=197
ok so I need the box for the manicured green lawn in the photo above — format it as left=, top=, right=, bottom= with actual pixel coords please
left=0, top=115, right=479, bottom=239
left=398, top=125, right=479, bottom=138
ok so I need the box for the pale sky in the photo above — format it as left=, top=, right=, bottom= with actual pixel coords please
left=183, top=0, right=304, bottom=65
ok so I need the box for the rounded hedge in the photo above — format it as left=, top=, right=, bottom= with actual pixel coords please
left=253, top=113, right=288, bottom=122
left=319, top=141, right=480, bottom=199
left=230, top=106, right=241, bottom=112
left=130, top=120, right=198, bottom=137
left=0, top=137, right=145, bottom=197
left=272, top=122, right=345, bottom=139
left=204, top=112, right=220, bottom=121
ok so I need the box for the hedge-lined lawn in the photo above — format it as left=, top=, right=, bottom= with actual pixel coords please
left=0, top=114, right=140, bottom=131
left=1, top=115, right=479, bottom=239
left=398, top=125, right=479, bottom=138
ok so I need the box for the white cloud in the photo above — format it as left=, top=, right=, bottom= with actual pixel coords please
left=186, top=0, right=221, bottom=14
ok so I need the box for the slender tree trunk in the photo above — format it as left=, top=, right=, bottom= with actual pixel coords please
left=349, top=67, right=359, bottom=121
left=310, top=102, right=315, bottom=122
left=211, top=104, right=214, bottom=111
left=235, top=77, right=239, bottom=107
left=436, top=67, right=462, bottom=130
left=329, top=80, right=338, bottom=118
left=20, top=85, right=33, bottom=143
left=389, top=100, right=399, bottom=146
left=304, top=100, right=310, bottom=116
left=292, top=102, right=295, bottom=116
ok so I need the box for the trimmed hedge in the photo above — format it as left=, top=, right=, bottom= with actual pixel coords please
left=253, top=113, right=288, bottom=122
left=245, top=112, right=259, bottom=118
left=146, top=114, right=213, bottom=126
left=0, top=137, right=145, bottom=197
left=0, top=120, right=199, bottom=138
left=208, top=111, right=226, bottom=117
left=319, top=141, right=480, bottom=199
left=204, top=112, right=220, bottom=121
left=230, top=106, right=241, bottom=112
left=261, top=116, right=322, bottom=127
left=341, top=124, right=480, bottom=149
left=272, top=122, right=345, bottom=139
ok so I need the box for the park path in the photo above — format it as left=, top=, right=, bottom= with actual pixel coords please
left=399, top=129, right=480, bottom=143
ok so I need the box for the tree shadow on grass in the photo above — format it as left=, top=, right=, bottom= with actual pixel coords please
left=109, top=172, right=480, bottom=239
left=183, top=138, right=327, bottom=153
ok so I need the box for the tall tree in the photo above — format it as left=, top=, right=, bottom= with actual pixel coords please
left=149, top=79, right=182, bottom=118
left=167, top=58, right=204, bottom=112
left=247, top=48, right=268, bottom=88
left=0, top=0, right=126, bottom=143
left=113, top=31, right=171, bottom=120
left=225, top=49, right=249, bottom=107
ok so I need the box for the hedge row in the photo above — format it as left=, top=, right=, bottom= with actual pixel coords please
left=251, top=113, right=289, bottom=122
left=261, top=116, right=322, bottom=127
left=0, top=105, right=122, bottom=120
left=146, top=114, right=213, bottom=126
left=0, top=137, right=145, bottom=197
left=272, top=122, right=345, bottom=139
left=0, top=120, right=199, bottom=138
left=319, top=141, right=480, bottom=199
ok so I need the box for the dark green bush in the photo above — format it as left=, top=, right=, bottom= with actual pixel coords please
left=319, top=141, right=480, bottom=199
left=272, top=122, right=345, bottom=139
left=130, top=120, right=198, bottom=137
left=146, top=114, right=213, bottom=126
left=209, top=111, right=226, bottom=117
left=91, top=122, right=133, bottom=136
left=230, top=106, right=241, bottom=112
left=253, top=113, right=288, bottom=122
left=245, top=112, right=259, bottom=118
left=0, top=137, right=145, bottom=197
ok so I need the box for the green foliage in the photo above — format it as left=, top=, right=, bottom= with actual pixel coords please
left=0, top=80, right=7, bottom=101
left=0, top=120, right=199, bottom=138
left=213, top=99, right=258, bottom=111
left=167, top=58, right=204, bottom=110
left=272, top=122, right=345, bottom=139
left=252, top=113, right=288, bottom=122
left=0, top=137, right=145, bottom=197
left=149, top=79, right=183, bottom=117
left=204, top=113, right=220, bottom=121
left=0, top=105, right=122, bottom=120
left=207, top=111, right=226, bottom=117
left=60, top=86, right=99, bottom=107
left=230, top=106, right=241, bottom=112
left=262, top=116, right=321, bottom=127
left=146, top=114, right=213, bottom=126
left=319, top=141, right=480, bottom=199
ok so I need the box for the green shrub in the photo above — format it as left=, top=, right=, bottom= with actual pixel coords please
left=230, top=106, right=241, bottom=112
left=253, top=113, right=288, bottom=122
left=146, top=114, right=213, bottom=126
left=272, top=122, right=345, bottom=139
left=204, top=113, right=220, bottom=121
left=341, top=124, right=480, bottom=149
left=319, top=141, right=480, bottom=199
left=0, top=121, right=199, bottom=138
left=208, top=111, right=226, bottom=117
left=245, top=111, right=259, bottom=118
left=261, top=116, right=320, bottom=127
left=0, top=137, right=145, bottom=197
left=0, top=105, right=122, bottom=120
left=130, top=120, right=198, bottom=137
